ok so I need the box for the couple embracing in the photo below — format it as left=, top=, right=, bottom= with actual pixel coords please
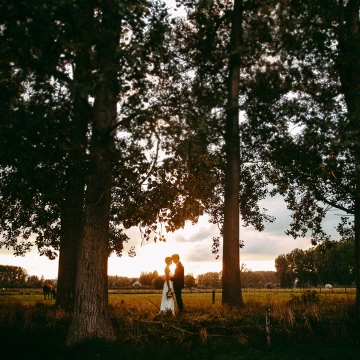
left=159, top=254, right=184, bottom=315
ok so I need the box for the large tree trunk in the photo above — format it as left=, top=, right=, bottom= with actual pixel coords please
left=56, top=8, right=93, bottom=311
left=56, top=187, right=82, bottom=311
left=66, top=0, right=120, bottom=344
left=56, top=96, right=88, bottom=311
left=65, top=117, right=115, bottom=344
left=222, top=0, right=243, bottom=307
left=337, top=0, right=360, bottom=320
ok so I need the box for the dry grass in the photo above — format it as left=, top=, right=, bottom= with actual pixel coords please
left=0, top=290, right=359, bottom=359
left=105, top=290, right=358, bottom=347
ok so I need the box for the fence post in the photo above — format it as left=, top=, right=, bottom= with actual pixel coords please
left=212, top=290, right=215, bottom=304
left=265, top=305, right=271, bottom=346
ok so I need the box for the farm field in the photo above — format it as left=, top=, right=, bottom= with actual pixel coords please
left=0, top=287, right=356, bottom=306
left=110, top=288, right=357, bottom=308
left=0, top=289, right=359, bottom=359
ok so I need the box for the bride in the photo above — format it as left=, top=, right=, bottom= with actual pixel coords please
left=159, top=256, right=175, bottom=315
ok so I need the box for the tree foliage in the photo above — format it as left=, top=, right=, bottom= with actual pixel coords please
left=275, top=240, right=355, bottom=288
left=2, top=0, right=360, bottom=341
left=139, top=270, right=159, bottom=286
left=240, top=0, right=360, bottom=318
left=197, top=271, right=222, bottom=288
left=0, top=0, right=207, bottom=344
left=108, top=276, right=133, bottom=289
left=167, top=0, right=278, bottom=306
left=0, top=265, right=28, bottom=286
left=240, top=266, right=277, bottom=289
left=184, top=274, right=195, bottom=289
left=153, top=276, right=165, bottom=290
left=0, top=265, right=56, bottom=288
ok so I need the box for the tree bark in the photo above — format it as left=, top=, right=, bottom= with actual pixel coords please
left=222, top=0, right=243, bottom=307
left=56, top=188, right=82, bottom=311
left=66, top=0, right=120, bottom=344
left=56, top=93, right=88, bottom=311
left=65, top=118, right=115, bottom=344
left=56, top=6, right=93, bottom=311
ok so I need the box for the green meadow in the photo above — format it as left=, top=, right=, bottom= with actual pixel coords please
left=0, top=289, right=359, bottom=359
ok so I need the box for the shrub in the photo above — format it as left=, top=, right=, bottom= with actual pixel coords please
left=287, top=290, right=320, bottom=307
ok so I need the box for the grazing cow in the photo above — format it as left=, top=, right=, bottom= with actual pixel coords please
left=43, top=284, right=56, bottom=299
left=325, top=284, right=333, bottom=290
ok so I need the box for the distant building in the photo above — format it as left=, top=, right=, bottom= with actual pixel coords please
left=132, top=280, right=142, bottom=287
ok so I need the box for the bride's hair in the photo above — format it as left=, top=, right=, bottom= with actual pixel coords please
left=165, top=257, right=172, bottom=264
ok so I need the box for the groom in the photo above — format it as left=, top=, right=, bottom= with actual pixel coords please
left=171, top=253, right=184, bottom=313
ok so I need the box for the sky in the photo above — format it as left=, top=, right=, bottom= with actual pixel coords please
left=0, top=193, right=343, bottom=280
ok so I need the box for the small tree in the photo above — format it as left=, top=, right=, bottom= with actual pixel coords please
left=153, top=276, right=165, bottom=290
left=184, top=274, right=195, bottom=289
left=140, top=271, right=159, bottom=287
left=0, top=265, right=28, bottom=287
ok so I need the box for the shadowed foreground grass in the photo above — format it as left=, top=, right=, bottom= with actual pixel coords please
left=0, top=291, right=359, bottom=359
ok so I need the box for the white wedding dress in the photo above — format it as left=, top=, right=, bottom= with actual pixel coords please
left=159, top=270, right=175, bottom=315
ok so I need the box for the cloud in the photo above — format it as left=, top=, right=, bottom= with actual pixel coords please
left=174, top=234, right=187, bottom=243
left=189, top=226, right=219, bottom=241
left=174, top=225, right=218, bottom=243
left=241, top=232, right=312, bottom=259
left=258, top=193, right=347, bottom=240
left=186, top=240, right=219, bottom=262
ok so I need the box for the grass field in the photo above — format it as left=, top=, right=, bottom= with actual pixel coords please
left=1, top=286, right=356, bottom=306
left=0, top=288, right=359, bottom=359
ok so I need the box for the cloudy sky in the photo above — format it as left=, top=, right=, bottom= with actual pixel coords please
left=0, top=193, right=343, bottom=280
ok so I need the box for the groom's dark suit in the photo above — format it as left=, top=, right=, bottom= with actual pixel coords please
left=171, top=261, right=184, bottom=311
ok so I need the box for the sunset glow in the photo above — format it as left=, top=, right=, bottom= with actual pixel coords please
left=0, top=194, right=341, bottom=280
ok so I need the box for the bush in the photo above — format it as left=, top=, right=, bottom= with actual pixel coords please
left=287, top=290, right=320, bottom=307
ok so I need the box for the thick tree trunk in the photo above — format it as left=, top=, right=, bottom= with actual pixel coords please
left=66, top=96, right=117, bottom=344
left=337, top=0, right=360, bottom=321
left=222, top=0, right=243, bottom=307
left=65, top=127, right=115, bottom=344
left=56, top=11, right=92, bottom=311
left=56, top=196, right=81, bottom=311
left=66, top=0, right=120, bottom=344
left=56, top=125, right=86, bottom=310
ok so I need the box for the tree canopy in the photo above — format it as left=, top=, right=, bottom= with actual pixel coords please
left=275, top=240, right=355, bottom=288
left=2, top=0, right=360, bottom=344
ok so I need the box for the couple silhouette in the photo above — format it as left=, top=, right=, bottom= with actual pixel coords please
left=159, top=254, right=184, bottom=315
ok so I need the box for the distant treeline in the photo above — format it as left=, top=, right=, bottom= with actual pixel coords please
left=112, top=270, right=278, bottom=290
left=275, top=240, right=355, bottom=288
left=110, top=269, right=278, bottom=290
left=0, top=265, right=55, bottom=288
left=0, top=264, right=277, bottom=290
left=240, top=269, right=278, bottom=289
